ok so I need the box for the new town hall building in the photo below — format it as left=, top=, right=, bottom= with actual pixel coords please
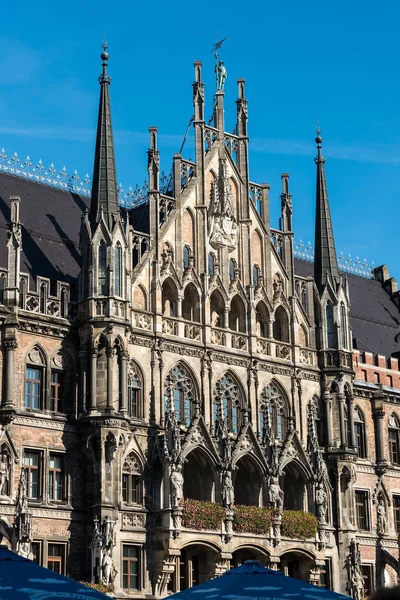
left=0, top=45, right=400, bottom=598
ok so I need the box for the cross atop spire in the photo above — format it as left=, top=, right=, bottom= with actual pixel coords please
left=313, top=129, right=340, bottom=293
left=89, top=40, right=119, bottom=232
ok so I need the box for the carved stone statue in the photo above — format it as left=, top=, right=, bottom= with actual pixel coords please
left=316, top=481, right=327, bottom=524
left=269, top=475, right=283, bottom=511
left=222, top=471, right=234, bottom=509
left=170, top=465, right=183, bottom=508
left=0, top=453, right=9, bottom=497
left=351, top=565, right=365, bottom=600
left=215, top=61, right=227, bottom=91
left=102, top=548, right=114, bottom=585
left=208, top=157, right=237, bottom=251
left=377, top=496, right=388, bottom=535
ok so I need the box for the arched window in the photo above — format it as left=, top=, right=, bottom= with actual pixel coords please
left=229, top=259, right=236, bottom=281
left=164, top=364, right=195, bottom=427
left=183, top=246, right=191, bottom=269
left=128, top=369, right=142, bottom=419
left=253, top=265, right=260, bottom=287
left=273, top=306, right=289, bottom=343
left=255, top=301, right=269, bottom=338
left=0, top=275, right=5, bottom=304
left=182, top=283, right=200, bottom=322
left=60, top=288, right=68, bottom=318
left=25, top=346, right=46, bottom=410
left=114, top=245, right=122, bottom=296
left=162, top=278, right=178, bottom=317
left=98, top=243, right=107, bottom=295
left=389, top=414, right=400, bottom=465
left=19, top=278, right=26, bottom=309
left=214, top=374, right=241, bottom=434
left=326, top=301, right=335, bottom=348
left=301, top=282, right=308, bottom=313
left=229, top=295, right=246, bottom=333
left=210, top=289, right=224, bottom=328
left=260, top=382, right=288, bottom=441
left=208, top=253, right=215, bottom=277
left=39, top=283, right=47, bottom=314
left=340, top=302, right=347, bottom=349
left=122, top=453, right=142, bottom=504
left=354, top=407, right=366, bottom=458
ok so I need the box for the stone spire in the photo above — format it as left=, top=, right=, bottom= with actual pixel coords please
left=89, top=41, right=119, bottom=232
left=314, top=130, right=340, bottom=292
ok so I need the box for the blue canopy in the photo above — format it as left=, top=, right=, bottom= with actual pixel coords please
left=0, top=545, right=110, bottom=599
left=169, top=560, right=351, bottom=600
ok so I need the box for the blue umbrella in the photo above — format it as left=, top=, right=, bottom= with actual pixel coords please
left=0, top=545, right=110, bottom=599
left=168, top=560, right=351, bottom=600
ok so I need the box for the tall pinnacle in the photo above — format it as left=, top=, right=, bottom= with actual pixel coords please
left=89, top=40, right=119, bottom=231
left=314, top=130, right=340, bottom=292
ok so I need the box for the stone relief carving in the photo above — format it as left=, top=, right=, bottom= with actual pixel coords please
left=208, top=157, right=237, bottom=250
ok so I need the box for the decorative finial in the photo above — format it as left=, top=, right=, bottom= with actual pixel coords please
left=99, top=34, right=111, bottom=85
left=315, top=120, right=324, bottom=162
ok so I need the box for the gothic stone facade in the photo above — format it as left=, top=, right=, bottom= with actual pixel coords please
left=0, top=53, right=399, bottom=599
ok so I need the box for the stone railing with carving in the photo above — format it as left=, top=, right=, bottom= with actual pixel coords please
left=159, top=194, right=176, bottom=228
left=275, top=342, right=292, bottom=361
left=256, top=337, right=272, bottom=356
left=162, top=317, right=179, bottom=336
left=210, top=327, right=226, bottom=346
left=184, top=322, right=202, bottom=342
left=231, top=333, right=248, bottom=352
left=132, top=311, right=153, bottom=331
left=224, top=133, right=238, bottom=159
left=298, top=348, right=316, bottom=366
left=270, top=228, right=285, bottom=257
left=181, top=160, right=196, bottom=192
left=204, top=126, right=218, bottom=154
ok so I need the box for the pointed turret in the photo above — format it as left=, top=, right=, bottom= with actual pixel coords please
left=314, top=130, right=340, bottom=293
left=89, top=41, right=119, bottom=232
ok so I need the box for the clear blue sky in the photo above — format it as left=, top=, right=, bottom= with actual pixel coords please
left=1, top=0, right=399, bottom=277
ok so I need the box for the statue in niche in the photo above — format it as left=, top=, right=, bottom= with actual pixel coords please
left=316, top=481, right=327, bottom=524
left=102, top=548, right=117, bottom=585
left=0, top=453, right=9, bottom=497
left=222, top=471, right=235, bottom=509
left=377, top=495, right=388, bottom=535
left=170, top=464, right=183, bottom=508
left=208, top=158, right=237, bottom=251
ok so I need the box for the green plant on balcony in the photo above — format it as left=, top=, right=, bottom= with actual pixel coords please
left=233, top=504, right=272, bottom=535
left=182, top=498, right=225, bottom=531
left=78, top=581, right=115, bottom=595
left=281, top=510, right=318, bottom=540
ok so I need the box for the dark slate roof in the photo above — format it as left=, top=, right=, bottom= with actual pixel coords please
left=0, top=171, right=89, bottom=287
left=295, top=258, right=400, bottom=358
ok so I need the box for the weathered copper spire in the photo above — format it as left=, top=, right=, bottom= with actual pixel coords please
left=89, top=40, right=119, bottom=231
left=314, top=129, right=340, bottom=292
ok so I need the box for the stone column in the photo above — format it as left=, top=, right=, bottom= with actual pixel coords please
left=120, top=351, right=128, bottom=414
left=106, top=348, right=114, bottom=412
left=338, top=392, right=347, bottom=448
left=347, top=393, right=356, bottom=448
left=373, top=394, right=386, bottom=464
left=268, top=319, right=274, bottom=339
left=3, top=340, right=17, bottom=407
left=90, top=348, right=98, bottom=412
left=323, top=391, right=332, bottom=447
left=223, top=307, right=229, bottom=329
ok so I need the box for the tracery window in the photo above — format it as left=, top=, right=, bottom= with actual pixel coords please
left=183, top=246, right=191, bottom=269
left=214, top=374, right=241, bottom=434
left=260, top=382, right=288, bottom=441
left=389, top=414, right=400, bottom=465
left=128, top=369, right=142, bottom=419
left=326, top=301, right=335, bottom=348
left=122, top=453, right=142, bottom=504
left=229, top=258, right=236, bottom=281
left=253, top=265, right=260, bottom=287
left=208, top=253, right=215, bottom=277
left=301, top=282, right=308, bottom=313
left=164, top=364, right=194, bottom=427
left=25, top=346, right=46, bottom=410
left=354, top=407, right=366, bottom=458
left=114, top=245, right=122, bottom=296
left=98, top=243, right=107, bottom=295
